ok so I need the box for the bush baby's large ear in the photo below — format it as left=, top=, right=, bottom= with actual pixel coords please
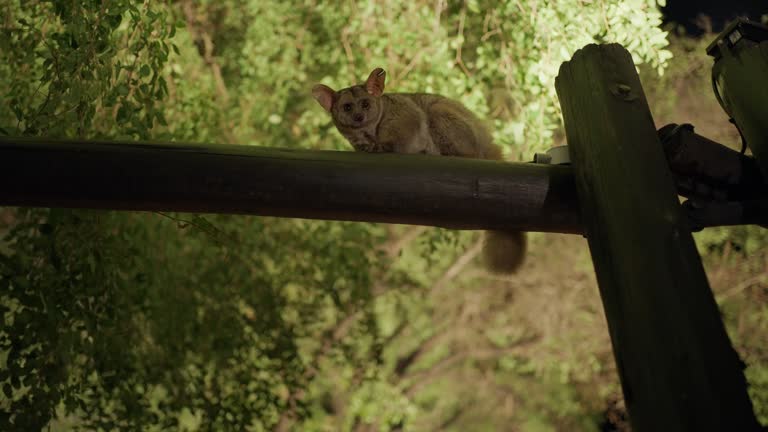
left=365, top=68, right=386, bottom=96
left=312, top=84, right=336, bottom=112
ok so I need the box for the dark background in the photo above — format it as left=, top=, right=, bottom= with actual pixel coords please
left=663, top=0, right=767, bottom=35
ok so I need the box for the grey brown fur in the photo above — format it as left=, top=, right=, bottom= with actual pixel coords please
left=312, top=68, right=525, bottom=273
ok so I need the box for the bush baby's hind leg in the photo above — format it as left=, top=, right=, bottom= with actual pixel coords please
left=427, top=102, right=483, bottom=157
left=379, top=114, right=437, bottom=155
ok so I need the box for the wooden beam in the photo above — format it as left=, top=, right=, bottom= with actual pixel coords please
left=555, top=44, right=760, bottom=430
left=0, top=138, right=582, bottom=234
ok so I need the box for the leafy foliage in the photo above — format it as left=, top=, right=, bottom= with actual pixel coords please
left=0, top=0, right=174, bottom=139
left=1, top=208, right=388, bottom=430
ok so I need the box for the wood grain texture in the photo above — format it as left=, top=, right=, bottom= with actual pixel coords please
left=0, top=138, right=582, bottom=233
left=556, top=44, right=760, bottom=431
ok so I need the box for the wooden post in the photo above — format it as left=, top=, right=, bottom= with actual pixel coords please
left=0, top=138, right=581, bottom=234
left=555, top=44, right=760, bottom=430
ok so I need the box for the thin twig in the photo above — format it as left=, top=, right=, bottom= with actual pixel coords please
left=381, top=226, right=427, bottom=259
left=717, top=273, right=767, bottom=302
left=430, top=239, right=483, bottom=295
left=111, top=0, right=150, bottom=119
left=454, top=2, right=472, bottom=78
left=403, top=336, right=539, bottom=397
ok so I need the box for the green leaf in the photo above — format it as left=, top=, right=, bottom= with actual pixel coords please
left=116, top=105, right=129, bottom=123
left=107, top=14, right=122, bottom=29
left=116, top=83, right=130, bottom=96
left=155, top=111, right=167, bottom=126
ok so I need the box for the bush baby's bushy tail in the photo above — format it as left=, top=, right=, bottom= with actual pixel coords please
left=482, top=230, right=526, bottom=274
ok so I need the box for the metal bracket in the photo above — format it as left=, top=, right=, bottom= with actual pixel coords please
left=533, top=145, right=570, bottom=165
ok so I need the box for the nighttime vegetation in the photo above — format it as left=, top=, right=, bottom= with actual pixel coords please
left=1, top=1, right=766, bottom=430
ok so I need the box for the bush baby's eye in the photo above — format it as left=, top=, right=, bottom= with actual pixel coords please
left=361, top=100, right=370, bottom=109
left=343, top=103, right=352, bottom=112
